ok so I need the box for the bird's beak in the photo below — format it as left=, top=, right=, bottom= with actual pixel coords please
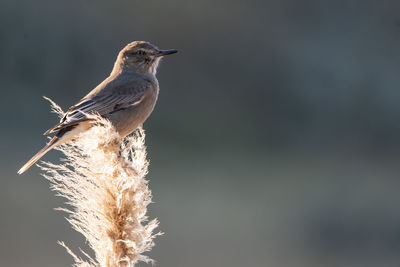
left=158, top=49, right=178, bottom=57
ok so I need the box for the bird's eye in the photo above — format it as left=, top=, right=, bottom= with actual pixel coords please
left=128, top=50, right=145, bottom=56
left=130, top=50, right=145, bottom=56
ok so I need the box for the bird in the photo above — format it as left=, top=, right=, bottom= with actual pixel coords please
left=18, top=41, right=177, bottom=174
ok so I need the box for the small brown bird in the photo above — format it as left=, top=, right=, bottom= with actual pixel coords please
left=18, top=41, right=177, bottom=174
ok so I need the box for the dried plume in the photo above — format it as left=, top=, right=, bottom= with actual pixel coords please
left=39, top=98, right=161, bottom=267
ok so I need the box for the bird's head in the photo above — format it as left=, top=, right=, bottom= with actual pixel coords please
left=116, top=41, right=177, bottom=75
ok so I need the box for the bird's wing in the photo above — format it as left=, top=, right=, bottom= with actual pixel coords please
left=44, top=81, right=149, bottom=135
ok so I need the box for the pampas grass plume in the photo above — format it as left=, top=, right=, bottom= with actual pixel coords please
left=40, top=99, right=161, bottom=267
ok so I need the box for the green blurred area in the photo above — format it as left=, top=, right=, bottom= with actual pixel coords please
left=1, top=0, right=400, bottom=266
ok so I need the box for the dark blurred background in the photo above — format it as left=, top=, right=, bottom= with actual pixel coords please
left=1, top=0, right=400, bottom=266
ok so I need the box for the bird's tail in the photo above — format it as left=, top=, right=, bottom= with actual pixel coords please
left=18, top=136, right=61, bottom=175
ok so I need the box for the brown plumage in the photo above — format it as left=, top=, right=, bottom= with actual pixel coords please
left=18, top=41, right=177, bottom=174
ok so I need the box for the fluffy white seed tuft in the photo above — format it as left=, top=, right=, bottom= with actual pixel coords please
left=40, top=99, right=161, bottom=267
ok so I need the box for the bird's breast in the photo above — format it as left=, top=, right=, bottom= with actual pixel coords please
left=107, top=85, right=159, bottom=137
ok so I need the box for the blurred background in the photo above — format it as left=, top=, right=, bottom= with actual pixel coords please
left=1, top=0, right=400, bottom=266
